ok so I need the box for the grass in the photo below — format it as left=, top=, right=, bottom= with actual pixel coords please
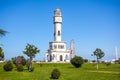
left=0, top=63, right=120, bottom=80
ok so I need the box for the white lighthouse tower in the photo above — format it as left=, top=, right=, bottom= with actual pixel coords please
left=46, top=9, right=70, bottom=62
left=54, top=8, right=62, bottom=42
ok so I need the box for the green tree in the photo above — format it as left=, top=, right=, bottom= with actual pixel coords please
left=0, top=29, right=7, bottom=36
left=93, top=48, right=105, bottom=69
left=0, top=47, right=4, bottom=61
left=23, top=43, right=40, bottom=71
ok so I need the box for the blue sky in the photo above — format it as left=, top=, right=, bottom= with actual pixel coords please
left=0, top=0, right=120, bottom=61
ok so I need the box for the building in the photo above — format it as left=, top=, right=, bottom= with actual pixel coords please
left=46, top=9, right=70, bottom=62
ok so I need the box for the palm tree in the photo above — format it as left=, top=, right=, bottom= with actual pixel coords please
left=0, top=29, right=7, bottom=36
left=0, top=29, right=7, bottom=61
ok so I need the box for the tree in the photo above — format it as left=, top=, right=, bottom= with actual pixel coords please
left=70, top=56, right=84, bottom=68
left=0, top=47, right=4, bottom=61
left=0, top=29, right=7, bottom=37
left=93, top=48, right=105, bottom=69
left=23, top=43, right=40, bottom=71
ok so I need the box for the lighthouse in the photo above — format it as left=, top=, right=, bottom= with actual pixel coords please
left=46, top=9, right=70, bottom=62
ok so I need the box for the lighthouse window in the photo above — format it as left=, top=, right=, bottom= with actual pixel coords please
left=58, top=31, right=60, bottom=36
left=60, top=45, right=62, bottom=49
left=58, top=45, right=64, bottom=49
left=54, top=45, right=57, bottom=49
left=61, top=45, right=64, bottom=49
left=50, top=45, right=52, bottom=49
left=58, top=45, right=61, bottom=49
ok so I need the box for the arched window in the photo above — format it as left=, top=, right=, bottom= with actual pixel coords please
left=53, top=54, right=55, bottom=60
left=61, top=45, right=64, bottom=49
left=58, top=45, right=61, bottom=49
left=66, top=55, right=69, bottom=60
left=50, top=55, right=52, bottom=61
left=50, top=44, right=52, bottom=49
left=54, top=45, right=57, bottom=49
left=58, top=31, right=60, bottom=36
left=60, top=55, right=63, bottom=61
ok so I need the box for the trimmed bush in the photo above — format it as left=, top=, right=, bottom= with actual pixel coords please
left=71, top=56, right=84, bottom=68
left=51, top=68, right=61, bottom=79
left=17, top=65, right=24, bottom=71
left=3, top=61, right=13, bottom=71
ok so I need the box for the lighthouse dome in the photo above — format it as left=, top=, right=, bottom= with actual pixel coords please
left=54, top=8, right=61, bottom=16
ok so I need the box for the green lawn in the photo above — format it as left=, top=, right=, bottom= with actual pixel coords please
left=0, top=63, right=120, bottom=80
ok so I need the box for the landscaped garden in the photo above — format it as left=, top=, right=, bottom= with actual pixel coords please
left=0, top=63, right=120, bottom=80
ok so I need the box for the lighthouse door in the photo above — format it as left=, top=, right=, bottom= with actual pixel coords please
left=60, top=55, right=63, bottom=61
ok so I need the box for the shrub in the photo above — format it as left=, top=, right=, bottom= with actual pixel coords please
left=71, top=56, right=84, bottom=68
left=17, top=65, right=24, bottom=71
left=105, top=62, right=111, bottom=66
left=92, top=60, right=96, bottom=63
left=29, top=67, right=34, bottom=72
left=3, top=61, right=13, bottom=71
left=51, top=68, right=61, bottom=79
left=84, top=59, right=88, bottom=63
left=21, top=57, right=26, bottom=66
left=12, top=56, right=26, bottom=66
